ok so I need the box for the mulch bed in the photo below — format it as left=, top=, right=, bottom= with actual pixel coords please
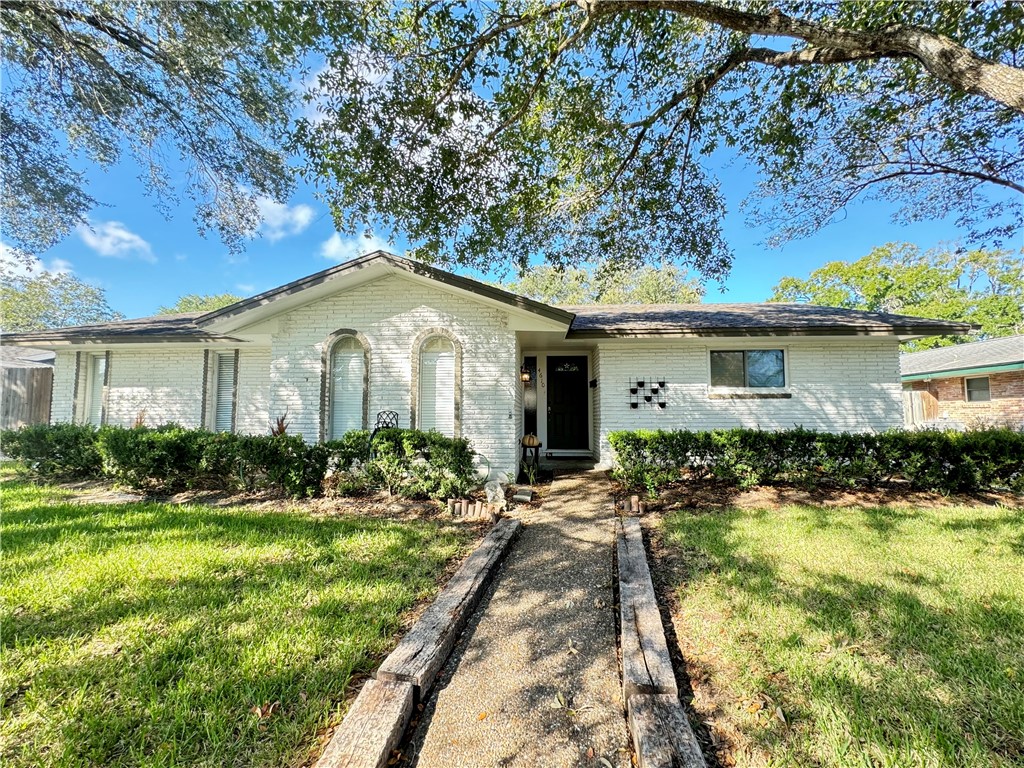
left=614, top=478, right=1022, bottom=515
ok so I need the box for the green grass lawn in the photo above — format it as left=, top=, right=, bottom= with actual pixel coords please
left=0, top=476, right=471, bottom=768
left=661, top=502, right=1024, bottom=768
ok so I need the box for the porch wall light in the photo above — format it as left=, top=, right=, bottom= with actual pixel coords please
left=520, top=365, right=532, bottom=383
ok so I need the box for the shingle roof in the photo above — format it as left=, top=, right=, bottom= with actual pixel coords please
left=900, top=335, right=1024, bottom=377
left=0, top=312, right=237, bottom=344
left=0, top=259, right=973, bottom=345
left=562, top=303, right=971, bottom=337
left=0, top=346, right=55, bottom=368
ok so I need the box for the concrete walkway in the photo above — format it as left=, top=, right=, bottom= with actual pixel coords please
left=406, top=471, right=630, bottom=767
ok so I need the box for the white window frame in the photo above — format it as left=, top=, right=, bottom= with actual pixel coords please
left=208, top=350, right=238, bottom=433
left=83, top=352, right=109, bottom=425
left=708, top=347, right=789, bottom=393
left=327, top=335, right=367, bottom=439
left=417, top=335, right=457, bottom=437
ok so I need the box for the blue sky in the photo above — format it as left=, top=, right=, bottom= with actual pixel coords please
left=9, top=143, right=1017, bottom=319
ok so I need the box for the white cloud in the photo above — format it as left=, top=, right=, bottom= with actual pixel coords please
left=320, top=233, right=391, bottom=262
left=47, top=258, right=74, bottom=274
left=255, top=197, right=315, bottom=242
left=1, top=242, right=74, bottom=276
left=76, top=220, right=156, bottom=263
left=235, top=283, right=255, bottom=294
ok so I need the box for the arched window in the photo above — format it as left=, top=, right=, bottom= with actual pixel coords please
left=322, top=332, right=368, bottom=440
left=417, top=335, right=456, bottom=436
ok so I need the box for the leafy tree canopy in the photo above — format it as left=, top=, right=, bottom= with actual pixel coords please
left=0, top=268, right=123, bottom=332
left=504, top=263, right=702, bottom=304
left=769, top=243, right=1024, bottom=350
left=156, top=293, right=243, bottom=315
left=294, top=1, right=1023, bottom=280
left=0, top=0, right=340, bottom=258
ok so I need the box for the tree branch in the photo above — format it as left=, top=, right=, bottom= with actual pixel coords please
left=586, top=0, right=1024, bottom=113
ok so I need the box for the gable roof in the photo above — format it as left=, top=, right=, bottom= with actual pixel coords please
left=198, top=251, right=574, bottom=330
left=0, top=253, right=975, bottom=346
left=901, top=335, right=1024, bottom=379
left=563, top=303, right=972, bottom=339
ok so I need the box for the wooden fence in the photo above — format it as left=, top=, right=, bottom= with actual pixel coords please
left=1, top=367, right=53, bottom=431
left=902, top=390, right=938, bottom=428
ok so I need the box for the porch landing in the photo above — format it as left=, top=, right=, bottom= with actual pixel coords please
left=404, top=470, right=630, bottom=767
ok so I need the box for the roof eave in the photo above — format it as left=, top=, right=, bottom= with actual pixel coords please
left=0, top=334, right=244, bottom=347
left=567, top=323, right=972, bottom=339
left=902, top=361, right=1024, bottom=380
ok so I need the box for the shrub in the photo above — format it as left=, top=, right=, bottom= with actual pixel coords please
left=97, top=423, right=207, bottom=490
left=2, top=423, right=480, bottom=500
left=608, top=427, right=1024, bottom=495
left=1, top=422, right=102, bottom=479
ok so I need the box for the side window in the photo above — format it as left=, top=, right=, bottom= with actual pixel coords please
left=710, top=350, right=785, bottom=388
left=418, top=336, right=456, bottom=436
left=86, top=353, right=108, bottom=425
left=328, top=336, right=366, bottom=438
left=212, top=351, right=237, bottom=433
left=965, top=376, right=991, bottom=402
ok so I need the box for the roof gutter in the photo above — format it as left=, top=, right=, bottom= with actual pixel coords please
left=901, top=361, right=1024, bottom=381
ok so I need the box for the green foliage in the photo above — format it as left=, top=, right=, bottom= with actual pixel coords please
left=608, top=427, right=1024, bottom=494
left=3, top=423, right=478, bottom=500
left=0, top=475, right=469, bottom=768
left=663, top=502, right=1024, bottom=767
left=361, top=428, right=477, bottom=500
left=1, top=422, right=101, bottom=478
left=1, top=0, right=304, bottom=256
left=770, top=243, right=1024, bottom=350
left=0, top=267, right=123, bottom=331
left=156, top=293, right=243, bottom=315
left=503, top=262, right=703, bottom=304
left=293, top=2, right=1022, bottom=277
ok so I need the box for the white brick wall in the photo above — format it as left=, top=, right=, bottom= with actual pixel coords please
left=594, top=339, right=903, bottom=465
left=235, top=348, right=271, bottom=435
left=267, top=274, right=519, bottom=477
left=105, top=349, right=205, bottom=428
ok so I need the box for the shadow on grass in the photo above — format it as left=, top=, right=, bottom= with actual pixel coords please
left=1, top=487, right=467, bottom=768
left=664, top=505, right=1024, bottom=766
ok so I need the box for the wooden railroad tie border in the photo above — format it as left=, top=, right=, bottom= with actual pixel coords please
left=616, top=516, right=707, bottom=768
left=313, top=518, right=522, bottom=768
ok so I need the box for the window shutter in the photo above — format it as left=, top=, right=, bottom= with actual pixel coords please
left=88, top=355, right=106, bottom=425
left=214, top=353, right=235, bottom=432
left=330, top=347, right=364, bottom=437
left=419, top=339, right=455, bottom=436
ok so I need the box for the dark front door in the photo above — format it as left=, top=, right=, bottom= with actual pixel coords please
left=547, top=355, right=589, bottom=450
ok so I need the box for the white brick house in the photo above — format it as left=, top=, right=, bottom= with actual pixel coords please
left=2, top=252, right=970, bottom=478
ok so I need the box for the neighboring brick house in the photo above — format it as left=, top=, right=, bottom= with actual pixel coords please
left=901, top=335, right=1024, bottom=429
left=1, top=252, right=971, bottom=478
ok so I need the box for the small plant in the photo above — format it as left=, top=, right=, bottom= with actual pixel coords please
left=370, top=452, right=407, bottom=496
left=520, top=461, right=538, bottom=486
left=270, top=413, right=289, bottom=436
left=132, top=410, right=147, bottom=429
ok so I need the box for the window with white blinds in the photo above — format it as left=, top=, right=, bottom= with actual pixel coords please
left=329, top=336, right=365, bottom=438
left=418, top=336, right=455, bottom=436
left=213, top=352, right=236, bottom=433
left=86, top=354, right=107, bottom=425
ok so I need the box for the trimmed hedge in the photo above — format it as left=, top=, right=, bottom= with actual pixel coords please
left=0, top=423, right=102, bottom=479
left=1, top=423, right=478, bottom=499
left=608, top=427, right=1024, bottom=495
